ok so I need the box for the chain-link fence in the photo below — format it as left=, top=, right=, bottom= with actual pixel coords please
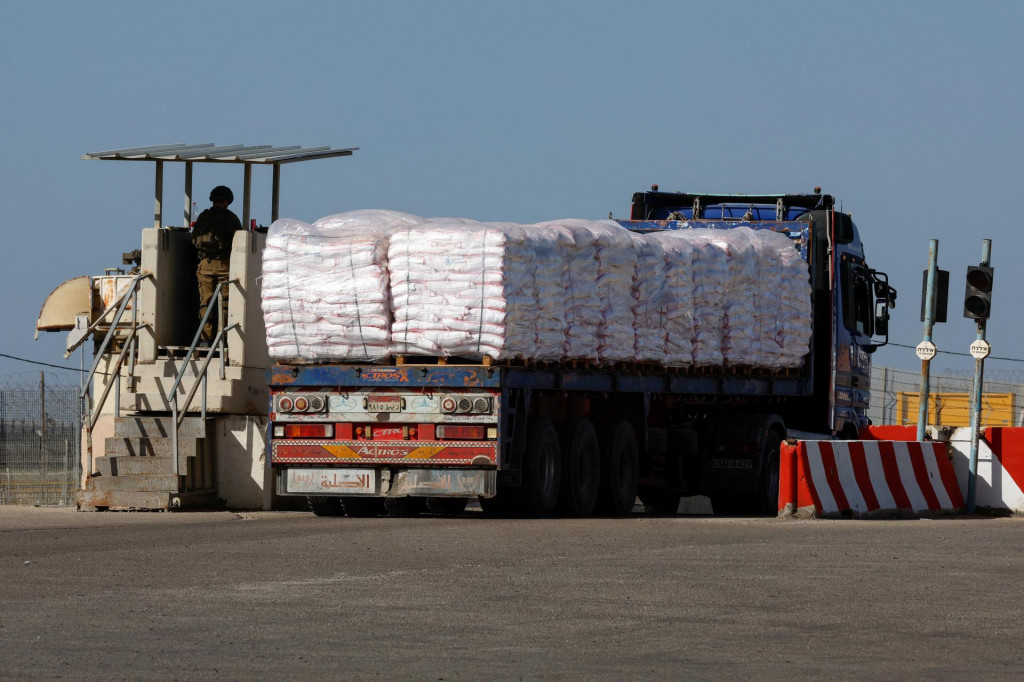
left=0, top=372, right=82, bottom=506
left=869, top=365, right=1024, bottom=428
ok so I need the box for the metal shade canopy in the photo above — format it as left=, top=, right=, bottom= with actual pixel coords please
left=84, top=142, right=359, bottom=228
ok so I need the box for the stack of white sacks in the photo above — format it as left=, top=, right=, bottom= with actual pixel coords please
left=261, top=210, right=421, bottom=360
left=262, top=210, right=813, bottom=368
left=388, top=220, right=539, bottom=360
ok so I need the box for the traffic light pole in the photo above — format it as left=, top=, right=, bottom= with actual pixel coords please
left=917, top=240, right=940, bottom=441
left=966, top=239, right=992, bottom=513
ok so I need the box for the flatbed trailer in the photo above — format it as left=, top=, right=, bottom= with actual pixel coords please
left=267, top=190, right=896, bottom=517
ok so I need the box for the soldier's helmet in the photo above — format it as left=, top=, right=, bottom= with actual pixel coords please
left=210, top=186, right=234, bottom=204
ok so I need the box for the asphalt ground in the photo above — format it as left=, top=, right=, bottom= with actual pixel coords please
left=1, top=506, right=1022, bottom=681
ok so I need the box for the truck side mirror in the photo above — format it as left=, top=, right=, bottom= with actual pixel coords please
left=874, top=300, right=890, bottom=337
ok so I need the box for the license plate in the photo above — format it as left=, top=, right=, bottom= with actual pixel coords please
left=710, top=458, right=754, bottom=470
left=285, top=468, right=376, bottom=494
left=367, top=395, right=401, bottom=412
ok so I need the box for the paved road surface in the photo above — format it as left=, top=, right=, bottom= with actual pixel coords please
left=2, top=507, right=1022, bottom=680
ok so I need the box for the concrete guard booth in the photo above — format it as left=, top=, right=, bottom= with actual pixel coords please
left=36, top=143, right=358, bottom=510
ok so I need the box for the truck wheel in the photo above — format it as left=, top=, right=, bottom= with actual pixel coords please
left=757, top=429, right=785, bottom=516
left=557, top=418, right=601, bottom=518
left=426, top=497, right=469, bottom=515
left=596, top=421, right=639, bottom=516
left=341, top=497, right=385, bottom=517
left=511, top=418, right=561, bottom=517
left=385, top=496, right=427, bottom=517
left=307, top=495, right=344, bottom=517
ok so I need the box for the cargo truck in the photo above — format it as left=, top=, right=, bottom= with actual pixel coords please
left=267, top=190, right=896, bottom=517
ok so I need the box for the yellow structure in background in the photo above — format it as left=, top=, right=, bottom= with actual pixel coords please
left=896, top=392, right=1015, bottom=427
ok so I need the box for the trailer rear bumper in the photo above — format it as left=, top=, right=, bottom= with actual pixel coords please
left=277, top=466, right=496, bottom=498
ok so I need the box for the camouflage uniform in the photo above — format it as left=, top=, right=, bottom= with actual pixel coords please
left=191, top=205, right=242, bottom=342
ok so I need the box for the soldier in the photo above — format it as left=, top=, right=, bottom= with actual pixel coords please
left=191, top=185, right=242, bottom=343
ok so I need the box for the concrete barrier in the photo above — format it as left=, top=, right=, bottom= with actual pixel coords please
left=779, top=440, right=964, bottom=518
left=856, top=425, right=1024, bottom=513
left=944, top=427, right=1024, bottom=513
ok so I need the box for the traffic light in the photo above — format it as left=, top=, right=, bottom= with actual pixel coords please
left=920, top=268, right=949, bottom=323
left=963, top=264, right=994, bottom=320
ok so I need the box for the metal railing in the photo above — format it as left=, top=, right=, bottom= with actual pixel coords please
left=169, top=279, right=237, bottom=475
left=77, top=272, right=151, bottom=474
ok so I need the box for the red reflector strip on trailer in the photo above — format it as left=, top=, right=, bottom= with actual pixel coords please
left=284, top=424, right=334, bottom=439
left=436, top=425, right=486, bottom=440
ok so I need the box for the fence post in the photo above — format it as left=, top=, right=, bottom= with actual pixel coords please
left=40, top=372, right=46, bottom=504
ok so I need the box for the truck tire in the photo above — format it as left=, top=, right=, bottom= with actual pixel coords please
left=426, top=497, right=470, bottom=515
left=341, top=497, right=385, bottom=517
left=557, top=418, right=601, bottom=518
left=385, top=496, right=427, bottom=517
left=596, top=421, right=639, bottom=516
left=307, top=495, right=344, bottom=517
left=511, top=418, right=561, bottom=517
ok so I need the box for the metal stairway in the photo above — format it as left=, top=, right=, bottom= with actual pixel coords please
left=73, top=275, right=237, bottom=511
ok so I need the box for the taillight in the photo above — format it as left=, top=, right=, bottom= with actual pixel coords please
left=278, top=397, right=293, bottom=412
left=284, top=424, right=334, bottom=439
left=293, top=396, right=309, bottom=412
left=436, top=425, right=486, bottom=440
left=439, top=395, right=492, bottom=414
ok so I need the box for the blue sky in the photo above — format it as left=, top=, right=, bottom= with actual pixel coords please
left=2, top=0, right=1022, bottom=378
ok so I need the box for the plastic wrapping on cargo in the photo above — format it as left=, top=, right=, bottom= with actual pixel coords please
left=261, top=209, right=813, bottom=369
left=630, top=232, right=667, bottom=362
left=551, top=220, right=637, bottom=362
left=650, top=232, right=694, bottom=366
left=531, top=226, right=572, bottom=360
left=707, top=228, right=758, bottom=365
left=776, top=240, right=813, bottom=367
left=682, top=230, right=726, bottom=366
left=388, top=221, right=539, bottom=360
left=261, top=210, right=423, bottom=361
left=747, top=229, right=789, bottom=366
left=537, top=220, right=601, bottom=360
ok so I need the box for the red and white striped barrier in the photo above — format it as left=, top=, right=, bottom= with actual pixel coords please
left=860, top=426, right=1024, bottom=513
left=779, top=440, right=964, bottom=518
left=948, top=428, right=1024, bottom=513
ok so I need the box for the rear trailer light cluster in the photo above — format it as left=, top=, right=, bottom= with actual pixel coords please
left=272, top=424, right=334, bottom=438
left=435, top=425, right=499, bottom=440
left=439, top=396, right=492, bottom=414
left=276, top=394, right=327, bottom=413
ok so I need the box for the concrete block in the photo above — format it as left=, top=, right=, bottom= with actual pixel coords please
left=85, top=474, right=181, bottom=492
